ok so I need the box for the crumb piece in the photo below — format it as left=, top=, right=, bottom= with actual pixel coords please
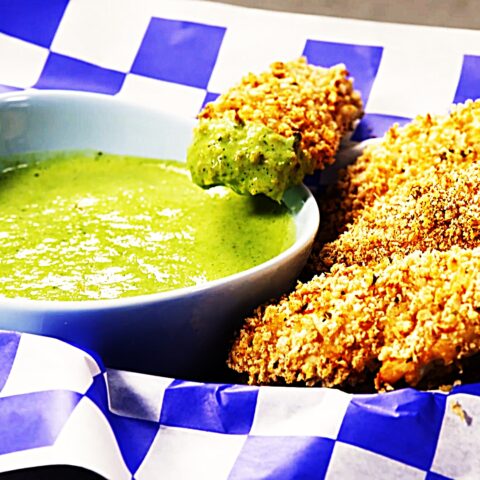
left=451, top=400, right=473, bottom=425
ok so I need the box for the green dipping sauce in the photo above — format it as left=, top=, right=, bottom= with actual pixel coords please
left=187, top=117, right=315, bottom=202
left=0, top=152, right=295, bottom=301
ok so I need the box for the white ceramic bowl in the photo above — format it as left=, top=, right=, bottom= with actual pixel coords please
left=0, top=90, right=319, bottom=379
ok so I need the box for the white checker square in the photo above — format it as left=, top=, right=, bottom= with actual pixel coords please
left=431, top=393, right=480, bottom=479
left=250, top=387, right=351, bottom=439
left=117, top=73, right=205, bottom=118
left=54, top=396, right=131, bottom=480
left=0, top=33, right=48, bottom=88
left=51, top=0, right=151, bottom=72
left=365, top=42, right=464, bottom=117
left=136, top=426, right=246, bottom=480
left=326, top=442, right=426, bottom=480
left=207, top=14, right=306, bottom=93
left=0, top=446, right=54, bottom=474
left=0, top=333, right=99, bottom=397
left=106, top=368, right=173, bottom=422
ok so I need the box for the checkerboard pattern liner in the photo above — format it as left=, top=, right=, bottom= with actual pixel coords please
left=2, top=330, right=479, bottom=479
left=0, top=1, right=480, bottom=478
left=1, top=0, right=479, bottom=139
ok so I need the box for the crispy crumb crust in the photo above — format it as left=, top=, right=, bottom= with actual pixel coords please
left=199, top=57, right=363, bottom=170
left=228, top=248, right=480, bottom=391
left=229, top=100, right=480, bottom=391
left=316, top=159, right=480, bottom=269
left=320, top=100, right=480, bottom=237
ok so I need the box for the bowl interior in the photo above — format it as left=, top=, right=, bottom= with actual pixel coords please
left=0, top=90, right=194, bottom=160
left=0, top=90, right=319, bottom=308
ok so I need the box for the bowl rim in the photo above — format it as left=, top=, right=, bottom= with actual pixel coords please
left=0, top=89, right=320, bottom=311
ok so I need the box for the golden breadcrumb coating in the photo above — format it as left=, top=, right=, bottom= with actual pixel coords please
left=199, top=57, right=363, bottom=170
left=229, top=100, right=480, bottom=391
left=317, top=158, right=480, bottom=269
left=321, top=100, right=480, bottom=237
left=228, top=248, right=480, bottom=391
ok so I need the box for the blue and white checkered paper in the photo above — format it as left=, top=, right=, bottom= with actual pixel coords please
left=2, top=330, right=480, bottom=480
left=1, top=0, right=479, bottom=138
left=1, top=1, right=480, bottom=478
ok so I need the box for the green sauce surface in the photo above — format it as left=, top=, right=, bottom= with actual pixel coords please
left=0, top=152, right=295, bottom=301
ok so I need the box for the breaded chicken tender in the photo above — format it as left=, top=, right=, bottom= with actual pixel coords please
left=228, top=248, right=480, bottom=391
left=187, top=57, right=363, bottom=201
left=320, top=100, right=480, bottom=237
left=317, top=158, right=480, bottom=269
left=200, top=57, right=363, bottom=169
left=229, top=100, right=480, bottom=391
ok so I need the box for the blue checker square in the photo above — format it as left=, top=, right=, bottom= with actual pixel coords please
left=229, top=436, right=334, bottom=480
left=337, top=388, right=446, bottom=471
left=426, top=472, right=454, bottom=480
left=454, top=54, right=480, bottom=103
left=84, top=371, right=109, bottom=414
left=0, top=0, right=68, bottom=48
left=0, top=390, right=81, bottom=455
left=109, top=414, right=159, bottom=475
left=352, top=112, right=411, bottom=141
left=131, top=17, right=226, bottom=89
left=160, top=380, right=258, bottom=434
left=35, top=53, right=126, bottom=95
left=450, top=382, right=480, bottom=396
left=0, top=330, right=21, bottom=391
left=201, top=91, right=220, bottom=111
left=85, top=372, right=158, bottom=475
left=303, top=39, right=383, bottom=105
